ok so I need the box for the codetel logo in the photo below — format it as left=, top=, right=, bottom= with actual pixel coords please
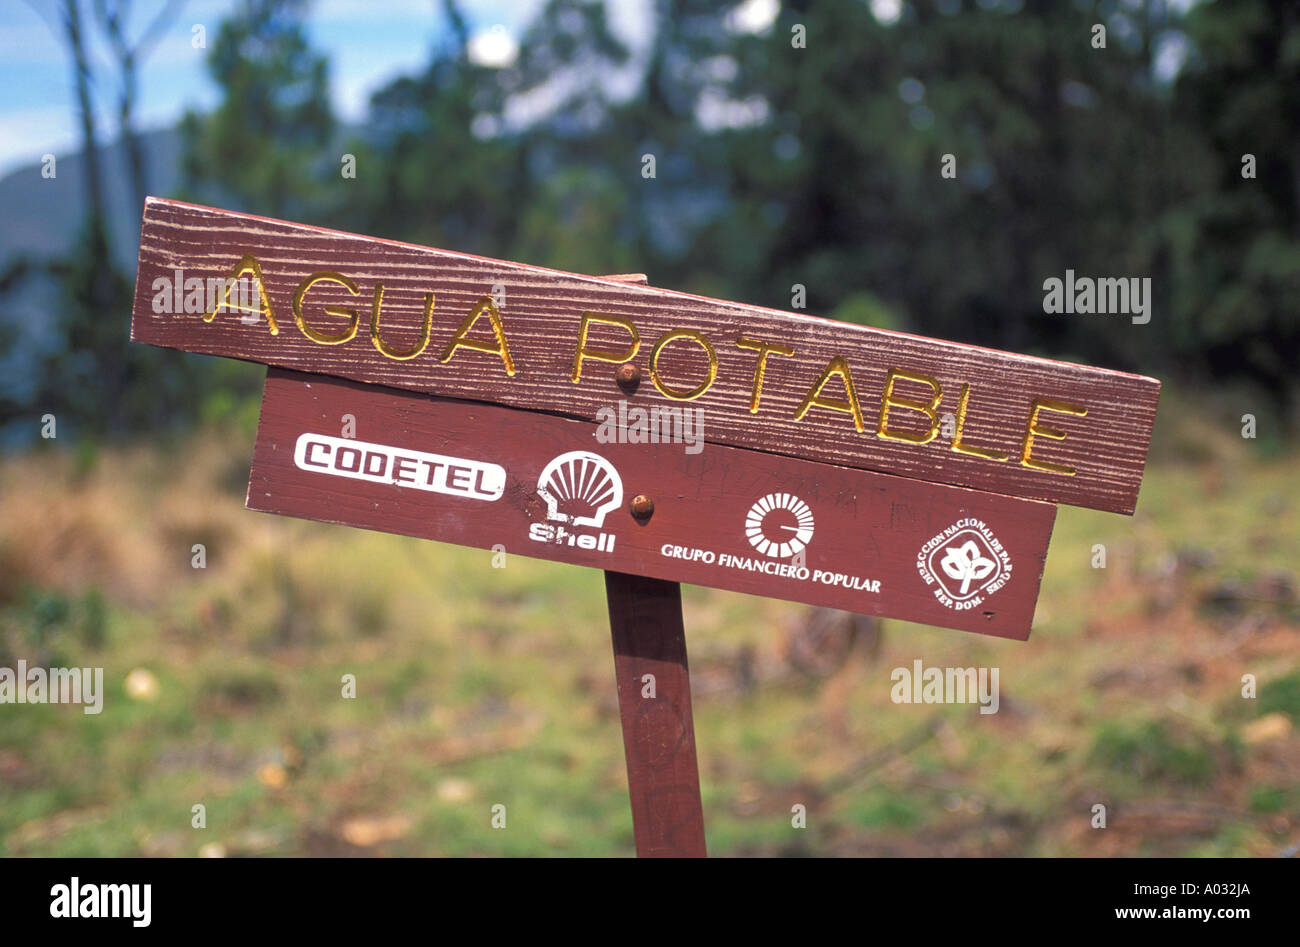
left=293, top=433, right=505, bottom=500
left=916, top=519, right=1013, bottom=610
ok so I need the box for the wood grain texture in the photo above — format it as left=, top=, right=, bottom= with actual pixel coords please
left=603, top=273, right=706, bottom=857
left=605, top=571, right=707, bottom=858
left=136, top=198, right=1159, bottom=513
left=248, top=369, right=1057, bottom=640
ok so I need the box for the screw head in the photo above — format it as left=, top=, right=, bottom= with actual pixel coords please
left=616, top=363, right=641, bottom=388
left=630, top=494, right=655, bottom=518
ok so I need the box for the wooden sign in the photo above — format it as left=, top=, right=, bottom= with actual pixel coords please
left=249, top=368, right=1056, bottom=640
left=133, top=198, right=1160, bottom=514
left=128, top=198, right=1161, bottom=857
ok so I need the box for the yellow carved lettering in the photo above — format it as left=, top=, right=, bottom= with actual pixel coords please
left=736, top=337, right=794, bottom=413
left=650, top=329, right=718, bottom=400
left=292, top=271, right=360, bottom=344
left=952, top=383, right=1009, bottom=461
left=369, top=283, right=432, bottom=360
left=1020, top=398, right=1087, bottom=475
left=439, top=296, right=516, bottom=376
left=793, top=355, right=864, bottom=432
left=878, top=368, right=941, bottom=444
left=571, top=313, right=639, bottom=383
left=204, top=254, right=277, bottom=335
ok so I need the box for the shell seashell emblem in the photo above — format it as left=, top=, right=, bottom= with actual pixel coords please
left=536, top=451, right=624, bottom=528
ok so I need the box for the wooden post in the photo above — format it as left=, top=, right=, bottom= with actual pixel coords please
left=597, top=275, right=705, bottom=857
left=604, top=571, right=708, bottom=858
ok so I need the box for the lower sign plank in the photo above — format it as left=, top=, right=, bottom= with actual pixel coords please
left=249, top=368, right=1057, bottom=639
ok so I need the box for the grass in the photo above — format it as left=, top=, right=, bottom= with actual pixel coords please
left=0, top=393, right=1297, bottom=857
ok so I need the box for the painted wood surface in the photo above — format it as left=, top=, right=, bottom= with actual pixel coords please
left=247, top=368, right=1057, bottom=639
left=135, top=198, right=1159, bottom=513
left=605, top=571, right=707, bottom=857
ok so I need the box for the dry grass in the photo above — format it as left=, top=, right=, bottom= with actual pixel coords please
left=0, top=405, right=1296, bottom=857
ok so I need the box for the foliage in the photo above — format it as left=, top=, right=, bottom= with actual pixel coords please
left=6, top=0, right=1300, bottom=438
left=178, top=0, right=334, bottom=220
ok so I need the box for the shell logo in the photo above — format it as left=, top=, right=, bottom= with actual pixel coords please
left=745, top=493, right=815, bottom=558
left=536, top=451, right=624, bottom=528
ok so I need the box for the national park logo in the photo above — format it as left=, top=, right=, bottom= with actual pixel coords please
left=916, top=519, right=1013, bottom=611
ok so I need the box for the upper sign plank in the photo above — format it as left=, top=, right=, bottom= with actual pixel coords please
left=132, top=198, right=1160, bottom=513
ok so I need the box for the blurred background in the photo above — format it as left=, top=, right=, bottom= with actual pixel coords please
left=0, top=0, right=1297, bottom=856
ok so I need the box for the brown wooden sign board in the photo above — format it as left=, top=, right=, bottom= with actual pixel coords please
left=249, top=368, right=1055, bottom=640
left=132, top=198, right=1160, bottom=514
left=127, top=198, right=1161, bottom=858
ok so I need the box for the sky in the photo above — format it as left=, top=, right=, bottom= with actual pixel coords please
left=0, top=0, right=661, bottom=177
left=0, top=0, right=1193, bottom=179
